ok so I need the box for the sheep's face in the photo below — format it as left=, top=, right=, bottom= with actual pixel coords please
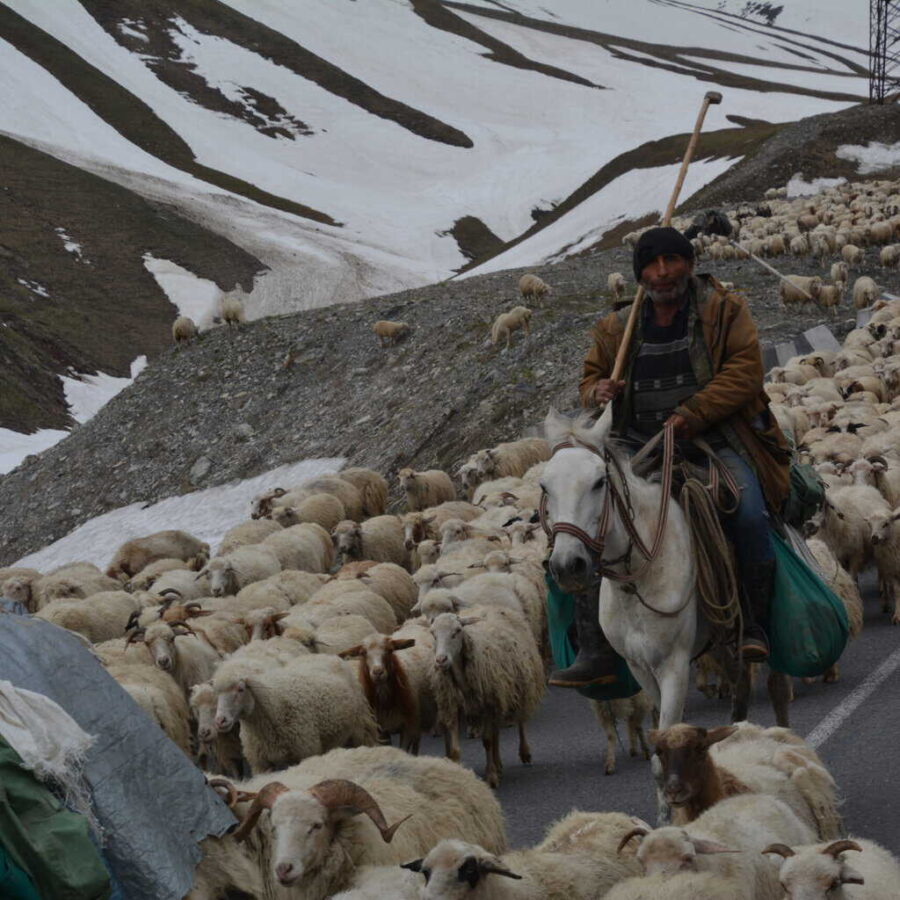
left=3, top=577, right=31, bottom=607
left=431, top=613, right=476, bottom=672
left=417, top=540, right=441, bottom=565
left=407, top=841, right=520, bottom=899
left=189, top=686, right=217, bottom=743
left=333, top=523, right=362, bottom=558
left=635, top=829, right=696, bottom=876
left=870, top=511, right=900, bottom=546
left=245, top=608, right=280, bottom=641
left=774, top=850, right=865, bottom=900
left=649, top=724, right=736, bottom=810
left=269, top=794, right=333, bottom=887
left=205, top=560, right=235, bottom=597
left=439, top=520, right=469, bottom=547
left=420, top=591, right=462, bottom=624
left=214, top=680, right=252, bottom=731
left=146, top=627, right=176, bottom=672
left=398, top=469, right=416, bottom=490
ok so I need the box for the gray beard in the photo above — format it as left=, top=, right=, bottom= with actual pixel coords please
left=643, top=273, right=690, bottom=305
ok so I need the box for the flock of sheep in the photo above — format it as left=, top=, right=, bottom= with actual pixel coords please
left=6, top=176, right=900, bottom=897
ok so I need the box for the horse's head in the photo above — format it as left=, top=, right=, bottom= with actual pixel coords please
left=541, top=405, right=614, bottom=593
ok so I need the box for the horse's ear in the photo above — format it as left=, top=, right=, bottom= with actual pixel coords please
left=586, top=400, right=614, bottom=447
left=543, top=407, right=570, bottom=443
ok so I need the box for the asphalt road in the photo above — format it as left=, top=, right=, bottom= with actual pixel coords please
left=419, top=571, right=900, bottom=852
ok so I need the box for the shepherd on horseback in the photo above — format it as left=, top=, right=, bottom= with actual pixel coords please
left=549, top=226, right=792, bottom=689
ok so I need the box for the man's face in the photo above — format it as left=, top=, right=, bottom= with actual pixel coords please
left=640, top=253, right=693, bottom=304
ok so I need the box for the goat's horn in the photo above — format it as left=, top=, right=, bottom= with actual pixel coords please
left=160, top=588, right=183, bottom=600
left=478, top=860, right=522, bottom=880
left=125, top=628, right=146, bottom=646
left=762, top=843, right=795, bottom=858
left=233, top=782, right=289, bottom=842
left=617, top=827, right=650, bottom=854
left=309, top=779, right=409, bottom=843
left=821, top=840, right=863, bottom=858
left=171, top=622, right=197, bottom=636
left=208, top=777, right=238, bottom=808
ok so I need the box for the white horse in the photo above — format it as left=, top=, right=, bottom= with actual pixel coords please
left=541, top=405, right=790, bottom=822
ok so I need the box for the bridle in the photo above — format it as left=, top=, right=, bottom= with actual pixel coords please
left=539, top=423, right=676, bottom=588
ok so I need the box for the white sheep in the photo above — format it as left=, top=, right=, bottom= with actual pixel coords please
left=213, top=653, right=377, bottom=773
left=263, top=522, right=334, bottom=573
left=401, top=501, right=482, bottom=550
left=472, top=438, right=551, bottom=483
left=190, top=745, right=506, bottom=900
left=841, top=244, right=864, bottom=267
left=354, top=562, right=417, bottom=621
left=764, top=837, right=900, bottom=899
left=830, top=260, right=849, bottom=283
left=106, top=529, right=209, bottom=581
left=128, top=620, right=223, bottom=697
left=518, top=273, right=550, bottom=302
left=222, top=295, right=245, bottom=326
left=201, top=545, right=282, bottom=597
left=126, top=558, right=192, bottom=592
left=372, top=320, right=410, bottom=346
left=36, top=590, right=149, bottom=643
left=24, top=562, right=121, bottom=611
left=852, top=275, right=879, bottom=310
left=881, top=244, right=900, bottom=267
left=490, top=306, right=532, bottom=350
left=398, top=467, right=456, bottom=511
left=430, top=606, right=545, bottom=786
left=338, top=467, right=389, bottom=517
left=172, top=316, right=198, bottom=346
left=332, top=516, right=410, bottom=569
left=298, top=585, right=398, bottom=635
left=189, top=681, right=244, bottom=777
left=608, top=272, right=627, bottom=302
left=217, top=518, right=282, bottom=555
left=780, top=276, right=822, bottom=306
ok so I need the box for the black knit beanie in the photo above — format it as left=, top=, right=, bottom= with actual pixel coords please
left=632, top=227, right=695, bottom=282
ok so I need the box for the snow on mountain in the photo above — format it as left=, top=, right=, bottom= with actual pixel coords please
left=0, top=0, right=869, bottom=471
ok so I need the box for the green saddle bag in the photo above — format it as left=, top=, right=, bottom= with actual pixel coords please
left=782, top=461, right=826, bottom=530
left=545, top=573, right=642, bottom=701
left=768, top=532, right=849, bottom=678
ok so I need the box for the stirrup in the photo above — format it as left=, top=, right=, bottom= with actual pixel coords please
left=739, top=633, right=769, bottom=663
left=549, top=671, right=618, bottom=688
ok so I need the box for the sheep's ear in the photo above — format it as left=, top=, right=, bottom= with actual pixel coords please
left=195, top=571, right=207, bottom=581
left=459, top=616, right=481, bottom=627
left=338, top=645, right=364, bottom=659
left=693, top=838, right=739, bottom=854
left=401, top=859, right=423, bottom=873
left=389, top=638, right=415, bottom=651
left=840, top=865, right=865, bottom=885
left=705, top=725, right=738, bottom=746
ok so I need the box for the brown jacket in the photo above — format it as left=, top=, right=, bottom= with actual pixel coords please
left=580, top=274, right=791, bottom=512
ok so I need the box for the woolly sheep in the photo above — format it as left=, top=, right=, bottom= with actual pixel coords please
left=333, top=516, right=409, bottom=569
left=430, top=606, right=544, bottom=786
left=401, top=502, right=482, bottom=549
left=841, top=244, right=864, bottom=267
left=852, top=276, right=879, bottom=310
left=109, top=662, right=192, bottom=755
left=490, top=306, right=532, bottom=350
left=339, top=620, right=437, bottom=754
left=765, top=837, right=900, bottom=899
left=330, top=866, right=420, bottom=899
left=217, top=518, right=282, bottom=556
left=24, top=563, right=121, bottom=611
left=881, top=244, right=900, bottom=267
left=651, top=723, right=842, bottom=840
left=298, top=586, right=398, bottom=635
left=201, top=545, right=282, bottom=597
left=604, top=870, right=737, bottom=900
left=189, top=681, right=244, bottom=778
left=830, top=260, right=849, bottom=283
left=473, top=438, right=551, bottom=482
left=222, top=570, right=329, bottom=615
left=780, top=276, right=822, bottom=306
left=608, top=272, right=627, bottom=301
left=222, top=295, right=245, bottom=326
left=36, top=590, right=149, bottom=643
left=263, top=522, right=334, bottom=572
left=126, top=558, right=191, bottom=592
left=191, top=745, right=506, bottom=900
left=213, top=653, right=377, bottom=773
left=129, top=620, right=223, bottom=697
left=172, top=315, right=198, bottom=346
left=313, top=614, right=382, bottom=655
left=372, top=320, right=410, bottom=346
left=817, top=282, right=844, bottom=316
left=518, top=273, right=550, bottom=302
left=354, top=562, right=417, bottom=621
left=399, top=467, right=456, bottom=511
left=336, top=467, right=389, bottom=517
left=106, top=530, right=209, bottom=581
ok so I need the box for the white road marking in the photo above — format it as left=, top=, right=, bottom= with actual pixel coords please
left=805, top=644, right=900, bottom=749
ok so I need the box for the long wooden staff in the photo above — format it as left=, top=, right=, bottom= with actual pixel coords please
left=608, top=91, right=723, bottom=385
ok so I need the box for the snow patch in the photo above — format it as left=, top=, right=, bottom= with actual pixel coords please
left=62, top=357, right=148, bottom=425
left=0, top=429, right=70, bottom=476
left=786, top=174, right=847, bottom=198
left=54, top=226, right=85, bottom=261
left=143, top=255, right=223, bottom=329
left=14, top=456, right=345, bottom=571
left=16, top=278, right=49, bottom=298
left=836, top=141, right=900, bottom=175
left=118, top=19, right=149, bottom=43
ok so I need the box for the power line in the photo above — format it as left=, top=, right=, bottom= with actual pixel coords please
left=870, top=0, right=900, bottom=103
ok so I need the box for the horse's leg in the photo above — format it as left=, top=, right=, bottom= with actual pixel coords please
left=653, top=655, right=691, bottom=826
left=482, top=725, right=499, bottom=788
left=767, top=669, right=791, bottom=727
left=730, top=659, right=752, bottom=723
left=517, top=722, right=531, bottom=765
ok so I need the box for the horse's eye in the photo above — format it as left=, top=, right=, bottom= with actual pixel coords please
left=592, top=477, right=606, bottom=490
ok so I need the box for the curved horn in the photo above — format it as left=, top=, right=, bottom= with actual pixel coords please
left=125, top=610, right=142, bottom=633
left=125, top=628, right=146, bottom=646
left=170, top=622, right=197, bottom=637
left=159, top=588, right=184, bottom=601
left=309, top=779, right=410, bottom=843
left=822, top=840, right=863, bottom=858
left=618, top=827, right=650, bottom=854
left=233, top=782, right=290, bottom=842
left=478, top=859, right=522, bottom=880
left=208, top=777, right=238, bottom=808
left=762, top=843, right=795, bottom=858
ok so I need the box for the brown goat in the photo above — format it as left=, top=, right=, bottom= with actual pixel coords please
left=339, top=634, right=428, bottom=754
left=649, top=724, right=751, bottom=825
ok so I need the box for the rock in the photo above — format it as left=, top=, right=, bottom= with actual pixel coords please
left=235, top=423, right=255, bottom=441
left=190, top=456, right=213, bottom=483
